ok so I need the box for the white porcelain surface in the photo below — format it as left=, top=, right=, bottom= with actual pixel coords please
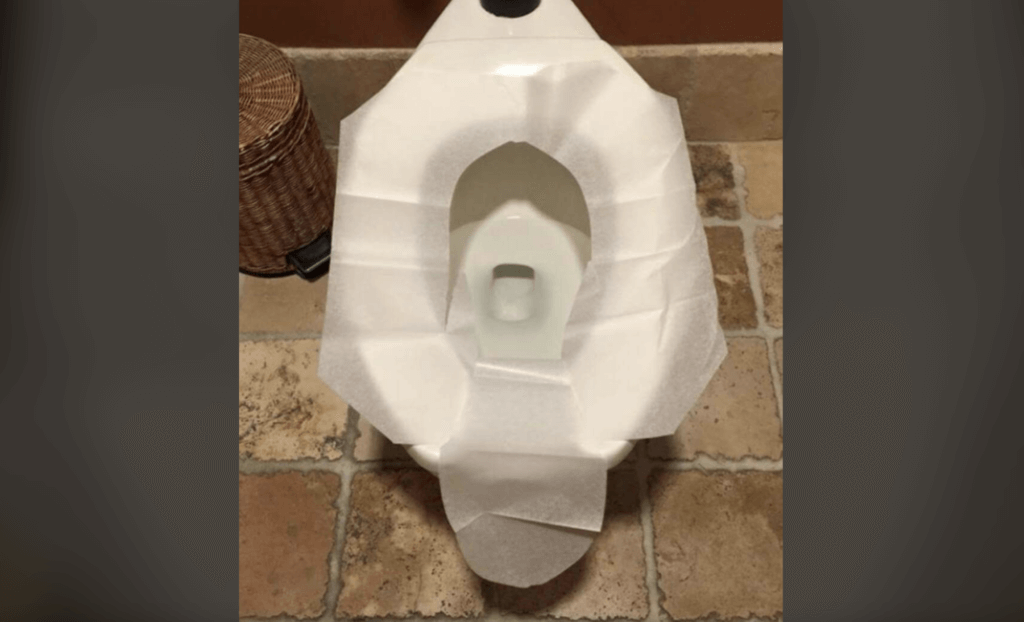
left=407, top=201, right=634, bottom=474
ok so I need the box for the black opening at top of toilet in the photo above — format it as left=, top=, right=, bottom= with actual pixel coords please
left=480, top=0, right=542, bottom=19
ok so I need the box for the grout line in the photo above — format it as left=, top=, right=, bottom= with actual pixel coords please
left=351, top=459, right=417, bottom=471
left=729, top=143, right=761, bottom=326
left=238, top=457, right=340, bottom=474
left=767, top=336, right=784, bottom=425
left=323, top=495, right=349, bottom=622
left=320, top=406, right=363, bottom=622
left=240, top=331, right=322, bottom=342
left=700, top=215, right=743, bottom=226
left=340, top=406, right=364, bottom=460
left=636, top=444, right=667, bottom=622
left=687, top=140, right=743, bottom=147
left=243, top=456, right=783, bottom=473
left=616, top=42, right=783, bottom=57
left=722, top=326, right=783, bottom=340
left=239, top=451, right=783, bottom=475
left=701, top=214, right=780, bottom=230
left=239, top=408, right=362, bottom=622
left=648, top=455, right=782, bottom=472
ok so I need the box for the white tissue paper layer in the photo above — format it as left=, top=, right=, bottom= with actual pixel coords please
left=318, top=0, right=727, bottom=588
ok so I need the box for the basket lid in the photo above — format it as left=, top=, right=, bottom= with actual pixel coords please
left=239, top=34, right=300, bottom=150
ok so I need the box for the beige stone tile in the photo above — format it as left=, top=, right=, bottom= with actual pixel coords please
left=623, top=47, right=782, bottom=142
left=353, top=415, right=413, bottom=462
left=287, top=49, right=412, bottom=146
left=336, top=470, right=486, bottom=618
left=737, top=141, right=783, bottom=219
left=705, top=227, right=757, bottom=329
left=624, top=51, right=695, bottom=115
left=685, top=52, right=783, bottom=142
left=688, top=144, right=740, bottom=220
left=487, top=471, right=648, bottom=620
left=239, top=340, right=348, bottom=461
left=650, top=471, right=782, bottom=621
left=239, top=274, right=329, bottom=335
left=239, top=471, right=341, bottom=619
left=756, top=227, right=783, bottom=328
left=649, top=338, right=781, bottom=461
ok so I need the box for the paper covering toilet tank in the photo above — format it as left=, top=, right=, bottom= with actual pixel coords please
left=318, top=0, right=727, bottom=587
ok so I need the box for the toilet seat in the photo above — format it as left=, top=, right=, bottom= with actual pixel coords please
left=321, top=29, right=718, bottom=445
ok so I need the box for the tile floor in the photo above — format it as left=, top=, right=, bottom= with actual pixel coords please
left=239, top=141, right=783, bottom=621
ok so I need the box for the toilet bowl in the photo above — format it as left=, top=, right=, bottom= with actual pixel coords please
left=318, top=0, right=727, bottom=587
left=407, top=199, right=635, bottom=475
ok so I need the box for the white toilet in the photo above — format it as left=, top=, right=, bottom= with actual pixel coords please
left=319, top=0, right=726, bottom=587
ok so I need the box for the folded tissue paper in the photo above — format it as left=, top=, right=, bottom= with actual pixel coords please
left=318, top=0, right=726, bottom=587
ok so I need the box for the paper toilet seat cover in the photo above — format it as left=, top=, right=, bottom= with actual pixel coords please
left=318, top=0, right=727, bottom=587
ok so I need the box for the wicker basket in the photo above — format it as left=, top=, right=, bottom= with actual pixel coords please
left=239, top=33, right=335, bottom=277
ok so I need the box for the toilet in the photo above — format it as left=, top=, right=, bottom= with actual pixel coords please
left=319, top=0, right=727, bottom=587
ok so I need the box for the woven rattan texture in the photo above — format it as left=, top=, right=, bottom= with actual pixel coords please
left=239, top=34, right=335, bottom=275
